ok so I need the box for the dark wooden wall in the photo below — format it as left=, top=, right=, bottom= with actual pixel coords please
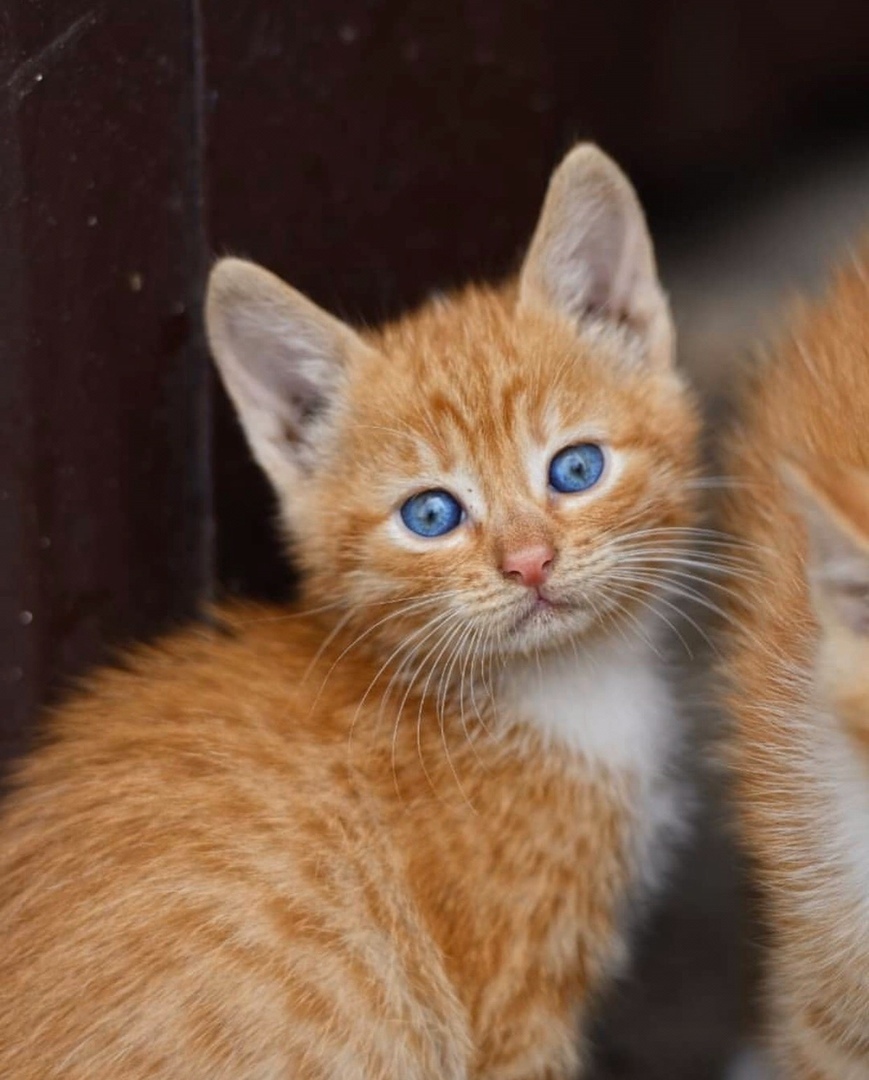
left=1, top=3, right=210, bottom=759
left=3, top=0, right=869, bottom=759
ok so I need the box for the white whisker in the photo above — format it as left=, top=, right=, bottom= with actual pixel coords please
left=601, top=580, right=700, bottom=656
left=307, top=590, right=461, bottom=706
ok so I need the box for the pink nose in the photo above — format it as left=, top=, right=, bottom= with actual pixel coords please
left=500, top=544, right=555, bottom=588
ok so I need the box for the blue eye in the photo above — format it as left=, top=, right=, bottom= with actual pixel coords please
left=400, top=489, right=464, bottom=538
left=548, top=443, right=605, bottom=494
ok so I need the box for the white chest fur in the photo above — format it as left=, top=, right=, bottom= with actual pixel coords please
left=498, top=630, right=678, bottom=775
left=497, top=628, right=686, bottom=897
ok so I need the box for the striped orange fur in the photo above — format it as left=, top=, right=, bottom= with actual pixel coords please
left=719, top=247, right=869, bottom=1078
left=0, top=146, right=701, bottom=1078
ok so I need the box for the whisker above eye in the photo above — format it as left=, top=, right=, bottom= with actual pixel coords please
left=350, top=421, right=429, bottom=443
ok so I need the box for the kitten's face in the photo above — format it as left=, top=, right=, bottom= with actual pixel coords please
left=206, top=144, right=700, bottom=664
left=294, top=292, right=698, bottom=657
left=792, top=460, right=869, bottom=750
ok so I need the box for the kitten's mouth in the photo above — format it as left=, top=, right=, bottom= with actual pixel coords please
left=513, top=592, right=569, bottom=631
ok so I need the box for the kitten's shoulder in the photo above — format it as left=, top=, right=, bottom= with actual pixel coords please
left=70, top=601, right=319, bottom=704
left=11, top=602, right=344, bottom=785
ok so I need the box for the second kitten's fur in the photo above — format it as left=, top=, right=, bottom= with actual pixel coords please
left=0, top=146, right=700, bottom=1078
left=720, top=248, right=869, bottom=1078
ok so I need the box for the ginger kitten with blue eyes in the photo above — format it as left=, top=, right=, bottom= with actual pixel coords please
left=0, top=145, right=701, bottom=1079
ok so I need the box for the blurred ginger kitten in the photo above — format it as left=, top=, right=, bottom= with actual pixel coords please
left=720, top=247, right=869, bottom=1079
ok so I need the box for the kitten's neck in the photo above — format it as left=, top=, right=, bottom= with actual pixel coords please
left=494, top=618, right=676, bottom=772
left=303, top=596, right=676, bottom=774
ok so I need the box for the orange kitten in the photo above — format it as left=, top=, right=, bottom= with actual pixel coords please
left=720, top=250, right=869, bottom=1078
left=0, top=146, right=701, bottom=1079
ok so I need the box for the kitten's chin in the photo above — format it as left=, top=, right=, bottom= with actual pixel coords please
left=504, top=597, right=597, bottom=655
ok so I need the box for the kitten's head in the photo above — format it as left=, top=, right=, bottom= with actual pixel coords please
left=785, top=459, right=869, bottom=741
left=206, top=145, right=700, bottom=662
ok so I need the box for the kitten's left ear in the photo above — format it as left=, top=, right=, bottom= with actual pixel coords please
left=783, top=458, right=869, bottom=635
left=519, top=143, right=672, bottom=367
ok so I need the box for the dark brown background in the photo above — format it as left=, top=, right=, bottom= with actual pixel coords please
left=2, top=3, right=869, bottom=1076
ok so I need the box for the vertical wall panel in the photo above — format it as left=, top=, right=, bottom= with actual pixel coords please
left=0, top=1, right=210, bottom=760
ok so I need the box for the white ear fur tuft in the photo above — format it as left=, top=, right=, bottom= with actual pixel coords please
left=519, top=143, right=673, bottom=367
left=783, top=459, right=869, bottom=635
left=205, top=258, right=369, bottom=492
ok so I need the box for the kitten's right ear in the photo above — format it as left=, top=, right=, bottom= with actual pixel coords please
left=206, top=258, right=369, bottom=491
left=783, top=458, right=869, bottom=636
left=519, top=143, right=672, bottom=367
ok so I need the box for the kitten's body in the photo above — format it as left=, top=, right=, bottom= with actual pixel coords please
left=0, top=149, right=700, bottom=1078
left=0, top=604, right=677, bottom=1079
left=720, top=249, right=869, bottom=1078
